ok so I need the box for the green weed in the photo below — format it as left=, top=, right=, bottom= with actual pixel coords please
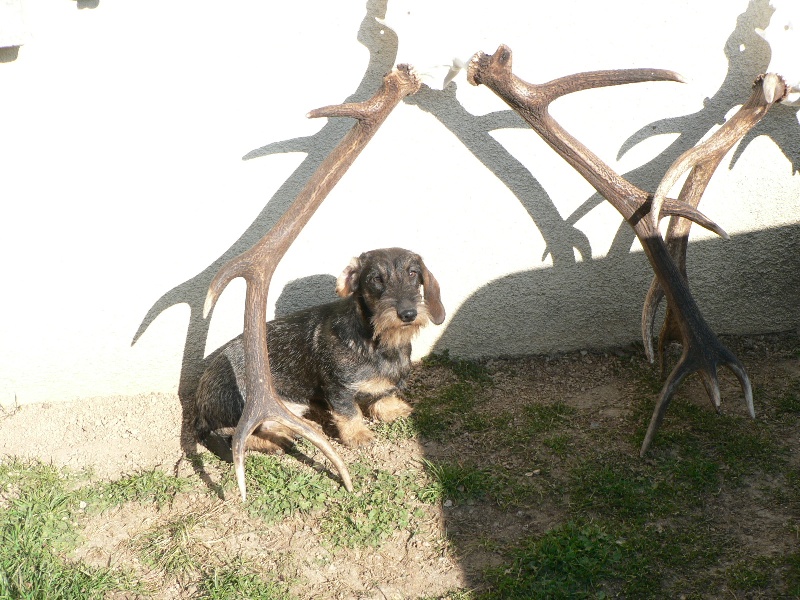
left=373, top=415, right=417, bottom=441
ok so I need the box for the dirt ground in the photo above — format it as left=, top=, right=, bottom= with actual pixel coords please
left=0, top=330, right=798, bottom=598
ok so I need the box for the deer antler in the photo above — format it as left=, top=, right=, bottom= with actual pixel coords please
left=204, top=65, right=422, bottom=501
left=642, top=73, right=788, bottom=367
left=467, top=45, right=756, bottom=455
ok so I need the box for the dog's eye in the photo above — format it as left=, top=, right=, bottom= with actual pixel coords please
left=408, top=269, right=419, bottom=281
left=372, top=274, right=384, bottom=286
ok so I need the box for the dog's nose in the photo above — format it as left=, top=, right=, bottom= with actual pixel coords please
left=398, top=308, right=417, bottom=323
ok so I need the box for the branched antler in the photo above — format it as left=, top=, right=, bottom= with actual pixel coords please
left=642, top=73, right=788, bottom=367
left=204, top=65, right=422, bottom=500
left=467, top=45, right=766, bottom=455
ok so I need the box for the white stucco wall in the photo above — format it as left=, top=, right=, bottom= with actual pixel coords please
left=0, top=0, right=797, bottom=406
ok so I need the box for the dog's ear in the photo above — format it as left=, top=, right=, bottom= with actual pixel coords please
left=336, top=256, right=362, bottom=297
left=420, top=262, right=446, bottom=325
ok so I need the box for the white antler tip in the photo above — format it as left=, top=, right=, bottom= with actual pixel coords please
left=762, top=73, right=780, bottom=104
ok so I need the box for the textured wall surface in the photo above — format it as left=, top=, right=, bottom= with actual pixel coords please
left=0, top=0, right=797, bottom=405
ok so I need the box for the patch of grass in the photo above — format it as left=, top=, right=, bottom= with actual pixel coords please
left=240, top=455, right=423, bottom=549
left=654, top=400, right=784, bottom=480
left=0, top=460, right=138, bottom=599
left=372, top=415, right=417, bottom=441
left=412, top=381, right=479, bottom=440
left=570, top=458, right=666, bottom=522
left=419, top=459, right=540, bottom=509
left=422, top=592, right=475, bottom=600
left=542, top=434, right=571, bottom=457
left=566, top=424, right=795, bottom=597
left=775, top=380, right=800, bottom=416
left=422, top=350, right=493, bottom=385
left=522, top=402, right=576, bottom=434
left=241, top=454, right=333, bottom=523
left=786, top=548, right=800, bottom=596
left=413, top=351, right=494, bottom=440
left=131, top=511, right=205, bottom=576
left=724, top=555, right=774, bottom=592
left=482, top=521, right=623, bottom=599
left=320, top=462, right=421, bottom=548
left=198, top=560, right=295, bottom=599
left=86, top=468, right=193, bottom=510
left=419, top=459, right=492, bottom=506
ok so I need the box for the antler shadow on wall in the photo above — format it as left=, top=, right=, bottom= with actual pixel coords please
left=430, top=0, right=799, bottom=358
left=577, top=0, right=799, bottom=258
left=132, top=0, right=399, bottom=459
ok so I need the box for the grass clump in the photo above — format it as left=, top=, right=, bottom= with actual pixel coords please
left=422, top=350, right=492, bottom=385
left=521, top=402, right=576, bottom=435
left=198, top=561, right=295, bottom=599
left=483, top=521, right=623, bottom=599
left=419, top=459, right=540, bottom=509
left=242, top=454, right=333, bottom=523
left=131, top=511, right=205, bottom=576
left=372, top=415, right=417, bottom=441
left=0, top=460, right=137, bottom=599
left=570, top=458, right=665, bottom=522
left=419, top=459, right=492, bottom=506
left=320, top=462, right=421, bottom=548
left=239, top=455, right=422, bottom=549
left=87, top=468, right=193, bottom=510
left=413, top=351, right=493, bottom=440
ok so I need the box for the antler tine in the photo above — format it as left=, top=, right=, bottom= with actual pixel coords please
left=468, top=45, right=760, bottom=453
left=649, top=73, right=788, bottom=230
left=642, top=73, right=787, bottom=369
left=206, top=65, right=421, bottom=501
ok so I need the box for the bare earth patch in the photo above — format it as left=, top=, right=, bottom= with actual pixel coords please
left=1, top=331, right=798, bottom=598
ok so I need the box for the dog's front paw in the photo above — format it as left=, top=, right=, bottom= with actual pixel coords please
left=367, top=395, right=413, bottom=422
left=341, top=426, right=375, bottom=448
left=333, top=413, right=375, bottom=447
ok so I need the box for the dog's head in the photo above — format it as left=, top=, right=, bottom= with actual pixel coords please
left=335, top=247, right=445, bottom=347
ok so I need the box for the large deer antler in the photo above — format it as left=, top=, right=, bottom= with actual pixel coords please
left=204, top=65, right=422, bottom=501
left=467, top=45, right=770, bottom=455
left=642, top=73, right=788, bottom=368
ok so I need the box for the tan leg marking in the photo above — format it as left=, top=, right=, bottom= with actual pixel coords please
left=332, top=410, right=374, bottom=447
left=247, top=422, right=295, bottom=453
left=366, top=395, right=413, bottom=422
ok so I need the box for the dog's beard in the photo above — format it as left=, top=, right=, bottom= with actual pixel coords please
left=371, top=303, right=431, bottom=349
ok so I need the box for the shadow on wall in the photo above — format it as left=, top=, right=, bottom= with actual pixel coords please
left=586, top=0, right=799, bottom=258
left=404, top=0, right=798, bottom=269
left=433, top=223, right=800, bottom=360
left=274, top=274, right=338, bottom=319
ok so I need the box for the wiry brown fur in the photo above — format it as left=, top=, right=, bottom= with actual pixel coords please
left=194, top=247, right=445, bottom=454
